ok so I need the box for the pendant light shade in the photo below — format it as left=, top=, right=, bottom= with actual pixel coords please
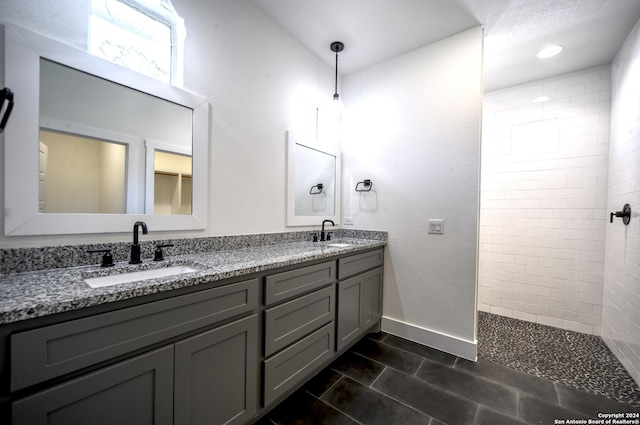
left=330, top=41, right=344, bottom=101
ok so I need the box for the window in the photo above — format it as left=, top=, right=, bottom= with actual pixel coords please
left=89, top=0, right=185, bottom=85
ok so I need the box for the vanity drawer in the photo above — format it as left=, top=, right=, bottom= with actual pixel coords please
left=263, top=322, right=334, bottom=406
left=338, top=249, right=383, bottom=280
left=264, top=285, right=335, bottom=357
left=11, top=279, right=258, bottom=391
left=264, top=261, right=336, bottom=306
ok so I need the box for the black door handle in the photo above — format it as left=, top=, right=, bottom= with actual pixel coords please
left=0, top=87, right=15, bottom=134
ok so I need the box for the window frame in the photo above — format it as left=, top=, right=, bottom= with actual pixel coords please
left=89, top=0, right=185, bottom=86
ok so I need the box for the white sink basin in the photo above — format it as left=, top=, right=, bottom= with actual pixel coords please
left=327, top=243, right=351, bottom=248
left=84, top=265, right=200, bottom=288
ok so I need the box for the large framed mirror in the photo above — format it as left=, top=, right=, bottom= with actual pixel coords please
left=286, top=130, right=340, bottom=226
left=3, top=24, right=209, bottom=235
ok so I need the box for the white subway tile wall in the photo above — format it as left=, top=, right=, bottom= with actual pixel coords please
left=480, top=66, right=611, bottom=335
left=602, top=20, right=640, bottom=386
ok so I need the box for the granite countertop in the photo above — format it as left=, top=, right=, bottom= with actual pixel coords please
left=0, top=239, right=385, bottom=325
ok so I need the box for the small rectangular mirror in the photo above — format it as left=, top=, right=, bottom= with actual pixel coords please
left=286, top=130, right=341, bottom=226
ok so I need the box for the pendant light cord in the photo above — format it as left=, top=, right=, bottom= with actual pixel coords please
left=330, top=41, right=344, bottom=101
left=334, top=51, right=339, bottom=98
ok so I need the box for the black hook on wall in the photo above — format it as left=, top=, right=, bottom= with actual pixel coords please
left=355, top=179, right=373, bottom=192
left=610, top=203, right=631, bottom=225
left=310, top=183, right=324, bottom=195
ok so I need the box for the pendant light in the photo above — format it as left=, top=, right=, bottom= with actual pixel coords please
left=330, top=41, right=344, bottom=102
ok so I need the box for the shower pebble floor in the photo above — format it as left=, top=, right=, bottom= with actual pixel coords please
left=478, top=311, right=640, bottom=407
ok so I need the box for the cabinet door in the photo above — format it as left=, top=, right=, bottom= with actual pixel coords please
left=362, top=267, right=382, bottom=328
left=12, top=346, right=173, bottom=425
left=174, top=314, right=258, bottom=425
left=336, top=274, right=364, bottom=351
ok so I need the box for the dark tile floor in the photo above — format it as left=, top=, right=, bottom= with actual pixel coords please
left=256, top=314, right=640, bottom=425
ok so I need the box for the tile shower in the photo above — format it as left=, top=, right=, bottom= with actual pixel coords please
left=479, top=65, right=612, bottom=335
left=480, top=18, right=640, bottom=394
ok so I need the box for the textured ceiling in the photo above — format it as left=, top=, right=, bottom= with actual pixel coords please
left=250, top=0, right=640, bottom=92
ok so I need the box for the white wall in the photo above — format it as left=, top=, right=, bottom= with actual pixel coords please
left=602, top=18, right=640, bottom=385
left=0, top=0, right=337, bottom=247
left=179, top=0, right=339, bottom=236
left=480, top=66, right=611, bottom=335
left=342, top=27, right=483, bottom=359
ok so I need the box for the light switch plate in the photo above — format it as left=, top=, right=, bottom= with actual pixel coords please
left=428, top=219, right=444, bottom=234
left=344, top=217, right=354, bottom=225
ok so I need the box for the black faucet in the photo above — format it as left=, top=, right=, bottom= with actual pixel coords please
left=320, top=219, right=335, bottom=242
left=129, top=221, right=148, bottom=264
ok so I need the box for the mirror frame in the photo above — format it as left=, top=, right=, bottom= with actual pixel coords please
left=286, top=130, right=341, bottom=226
left=3, top=24, right=209, bottom=235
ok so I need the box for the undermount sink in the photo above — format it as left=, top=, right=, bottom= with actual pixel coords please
left=327, top=243, right=351, bottom=248
left=84, top=265, right=200, bottom=288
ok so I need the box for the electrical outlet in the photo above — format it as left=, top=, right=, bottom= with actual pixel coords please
left=428, top=219, right=444, bottom=234
left=344, top=217, right=354, bottom=226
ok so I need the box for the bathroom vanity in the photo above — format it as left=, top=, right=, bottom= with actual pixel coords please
left=0, top=237, right=384, bottom=425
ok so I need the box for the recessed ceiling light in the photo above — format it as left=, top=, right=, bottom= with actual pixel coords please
left=537, top=45, right=564, bottom=59
left=532, top=96, right=550, bottom=103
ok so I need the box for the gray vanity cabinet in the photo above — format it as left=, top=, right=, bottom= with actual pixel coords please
left=263, top=322, right=334, bottom=405
left=362, top=267, right=383, bottom=329
left=262, top=261, right=337, bottom=407
left=337, top=273, right=365, bottom=350
left=263, top=285, right=335, bottom=357
left=9, top=279, right=259, bottom=425
left=5, top=246, right=384, bottom=425
left=11, top=278, right=258, bottom=391
left=337, top=249, right=383, bottom=351
left=174, top=314, right=257, bottom=425
left=264, top=261, right=336, bottom=306
left=261, top=250, right=383, bottom=407
left=13, top=316, right=258, bottom=425
left=12, top=345, right=174, bottom=425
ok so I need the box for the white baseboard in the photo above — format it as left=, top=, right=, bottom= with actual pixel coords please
left=381, top=316, right=477, bottom=361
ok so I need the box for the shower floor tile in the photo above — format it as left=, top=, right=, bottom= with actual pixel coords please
left=478, top=311, right=640, bottom=407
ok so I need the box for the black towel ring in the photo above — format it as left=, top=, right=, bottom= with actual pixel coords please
left=310, top=183, right=324, bottom=195
left=355, top=179, right=372, bottom=192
